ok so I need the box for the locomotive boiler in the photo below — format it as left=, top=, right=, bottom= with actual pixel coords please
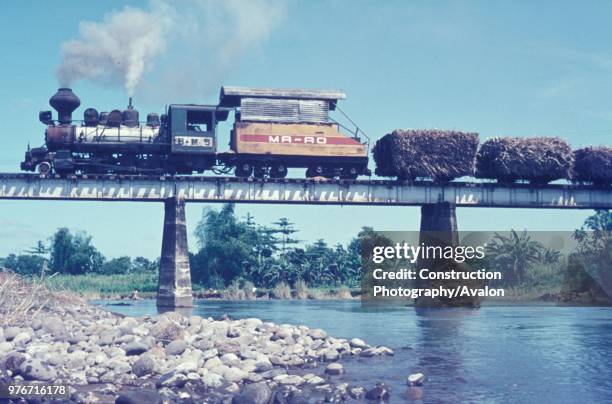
left=21, top=86, right=370, bottom=179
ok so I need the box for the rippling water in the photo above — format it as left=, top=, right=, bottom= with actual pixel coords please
left=100, top=299, right=612, bottom=403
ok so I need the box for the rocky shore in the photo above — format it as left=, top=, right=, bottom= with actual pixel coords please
left=0, top=299, right=397, bottom=403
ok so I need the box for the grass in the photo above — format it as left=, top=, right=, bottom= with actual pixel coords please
left=44, top=271, right=159, bottom=299
left=30, top=270, right=358, bottom=301
left=0, top=271, right=84, bottom=327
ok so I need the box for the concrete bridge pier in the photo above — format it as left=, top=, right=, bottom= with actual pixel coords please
left=156, top=196, right=193, bottom=308
left=415, top=202, right=479, bottom=307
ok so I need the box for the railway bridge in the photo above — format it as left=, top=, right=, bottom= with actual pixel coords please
left=1, top=173, right=610, bottom=307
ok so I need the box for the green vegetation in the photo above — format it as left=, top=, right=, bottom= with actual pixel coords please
left=0, top=203, right=372, bottom=298
left=189, top=204, right=364, bottom=290
left=44, top=272, right=159, bottom=298
left=1, top=204, right=608, bottom=302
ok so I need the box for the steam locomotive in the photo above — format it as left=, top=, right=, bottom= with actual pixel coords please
left=21, top=87, right=370, bottom=179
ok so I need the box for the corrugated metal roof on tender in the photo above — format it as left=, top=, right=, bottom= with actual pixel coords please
left=240, top=98, right=329, bottom=124
left=219, top=86, right=346, bottom=108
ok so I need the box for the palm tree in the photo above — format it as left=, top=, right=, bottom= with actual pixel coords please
left=486, top=230, right=544, bottom=285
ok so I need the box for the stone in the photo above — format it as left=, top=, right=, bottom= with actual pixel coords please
left=365, top=383, right=390, bottom=401
left=260, top=368, right=286, bottom=379
left=349, top=386, right=366, bottom=398
left=165, top=340, right=187, bottom=356
left=349, top=338, right=368, bottom=349
left=325, top=363, right=344, bottom=375
left=231, top=382, right=272, bottom=404
left=12, top=332, right=31, bottom=345
left=1, top=352, right=26, bottom=375
left=275, top=374, right=304, bottom=386
left=150, top=320, right=184, bottom=343
left=407, top=372, right=425, bottom=386
left=227, top=327, right=241, bottom=338
left=175, top=361, right=197, bottom=374
left=308, top=328, right=327, bottom=339
left=204, top=356, right=223, bottom=369
left=307, top=375, right=326, bottom=385
left=132, top=355, right=156, bottom=377
left=116, top=334, right=135, bottom=344
left=0, top=341, right=13, bottom=353
left=201, top=348, right=218, bottom=360
left=156, top=372, right=187, bottom=388
left=31, top=318, right=43, bottom=331
left=202, top=372, right=224, bottom=389
left=19, top=359, right=57, bottom=381
left=323, top=349, right=339, bottom=361
left=220, top=352, right=240, bottom=365
left=223, top=367, right=247, bottom=383
left=115, top=390, right=163, bottom=404
left=124, top=341, right=149, bottom=356
left=3, top=327, right=21, bottom=341
left=41, top=316, right=66, bottom=336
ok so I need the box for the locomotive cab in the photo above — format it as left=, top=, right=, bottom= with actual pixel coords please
left=165, top=104, right=231, bottom=174
left=167, top=105, right=229, bottom=155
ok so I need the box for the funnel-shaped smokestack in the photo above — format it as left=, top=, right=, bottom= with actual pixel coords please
left=49, top=88, right=80, bottom=124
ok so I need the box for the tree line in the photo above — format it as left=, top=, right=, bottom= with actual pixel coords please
left=0, top=204, right=369, bottom=289
left=1, top=205, right=609, bottom=293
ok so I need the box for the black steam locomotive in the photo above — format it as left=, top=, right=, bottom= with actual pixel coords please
left=21, top=88, right=370, bottom=179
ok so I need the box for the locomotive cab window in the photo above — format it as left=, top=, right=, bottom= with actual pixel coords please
left=186, top=110, right=213, bottom=133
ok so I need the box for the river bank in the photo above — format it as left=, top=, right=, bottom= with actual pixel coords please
left=0, top=272, right=400, bottom=403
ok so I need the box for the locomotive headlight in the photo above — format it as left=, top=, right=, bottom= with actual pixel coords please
left=39, top=110, right=53, bottom=125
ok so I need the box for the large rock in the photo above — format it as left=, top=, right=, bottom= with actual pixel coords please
left=19, top=359, right=57, bottom=381
left=325, top=363, right=344, bottom=375
left=349, top=338, right=368, bottom=349
left=407, top=372, right=425, bottom=386
left=42, top=316, right=67, bottom=336
left=124, top=341, right=149, bottom=356
left=165, top=340, right=187, bottom=356
left=1, top=352, right=26, bottom=375
left=132, top=355, right=156, bottom=377
left=232, top=382, right=272, bottom=404
left=150, top=319, right=184, bottom=343
left=115, top=390, right=163, bottom=404
left=3, top=327, right=21, bottom=341
left=223, top=367, right=247, bottom=383
left=156, top=372, right=187, bottom=388
left=202, top=372, right=224, bottom=389
left=365, top=383, right=390, bottom=401
left=308, top=328, right=327, bottom=340
left=175, top=361, right=198, bottom=374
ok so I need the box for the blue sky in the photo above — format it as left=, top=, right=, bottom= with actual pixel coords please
left=0, top=0, right=610, bottom=259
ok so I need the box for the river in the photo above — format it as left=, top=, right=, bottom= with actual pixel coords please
left=99, top=299, right=612, bottom=403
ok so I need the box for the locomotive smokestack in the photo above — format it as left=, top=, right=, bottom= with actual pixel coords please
left=49, top=88, right=80, bottom=125
left=122, top=96, right=139, bottom=127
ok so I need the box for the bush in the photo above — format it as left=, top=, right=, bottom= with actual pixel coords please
left=294, top=279, right=309, bottom=299
left=242, top=280, right=257, bottom=299
left=223, top=279, right=246, bottom=300
left=334, top=286, right=353, bottom=299
left=271, top=281, right=291, bottom=299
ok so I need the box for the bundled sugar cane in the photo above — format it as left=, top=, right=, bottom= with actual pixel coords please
left=476, top=137, right=573, bottom=184
left=573, top=146, right=612, bottom=186
left=372, top=129, right=479, bottom=182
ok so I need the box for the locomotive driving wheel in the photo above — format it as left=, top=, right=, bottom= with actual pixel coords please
left=270, top=164, right=288, bottom=178
left=235, top=162, right=253, bottom=177
left=37, top=161, right=52, bottom=175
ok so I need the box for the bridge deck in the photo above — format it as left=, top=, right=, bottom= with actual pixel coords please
left=0, top=173, right=610, bottom=209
